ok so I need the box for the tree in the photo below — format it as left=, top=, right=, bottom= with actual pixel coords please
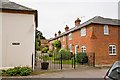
left=35, top=38, right=40, bottom=50
left=36, top=30, right=45, bottom=39
left=53, top=40, right=61, bottom=50
left=35, top=29, right=46, bottom=51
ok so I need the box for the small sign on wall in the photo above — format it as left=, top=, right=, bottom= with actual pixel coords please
left=12, top=43, right=20, bottom=45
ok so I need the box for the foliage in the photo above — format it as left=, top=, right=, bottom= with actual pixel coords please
left=47, top=50, right=53, bottom=57
left=18, top=67, right=32, bottom=76
left=1, top=67, right=32, bottom=76
left=36, top=30, right=45, bottom=39
left=54, top=48, right=72, bottom=60
left=35, top=29, right=46, bottom=51
left=35, top=39, right=40, bottom=51
left=53, top=40, right=61, bottom=49
left=76, top=52, right=88, bottom=64
left=41, top=54, right=49, bottom=62
left=42, top=47, right=49, bottom=53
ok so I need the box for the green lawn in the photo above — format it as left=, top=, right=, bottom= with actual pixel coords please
left=52, top=60, right=74, bottom=65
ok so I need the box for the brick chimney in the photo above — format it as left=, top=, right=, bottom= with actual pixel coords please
left=58, top=30, right=61, bottom=36
left=54, top=33, right=57, bottom=37
left=65, top=25, right=69, bottom=32
left=75, top=18, right=81, bottom=27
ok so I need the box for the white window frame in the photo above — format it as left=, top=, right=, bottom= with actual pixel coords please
left=81, top=27, right=86, bottom=36
left=109, top=45, right=116, bottom=55
left=69, top=44, right=72, bottom=52
left=62, top=36, right=65, bottom=41
left=68, top=33, right=72, bottom=40
left=104, top=25, right=109, bottom=35
left=81, top=45, right=86, bottom=53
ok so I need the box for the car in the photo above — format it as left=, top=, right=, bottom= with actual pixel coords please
left=104, top=61, right=120, bottom=80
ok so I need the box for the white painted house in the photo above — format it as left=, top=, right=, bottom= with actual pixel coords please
left=0, top=0, right=38, bottom=69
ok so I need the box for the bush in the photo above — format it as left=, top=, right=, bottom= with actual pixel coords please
left=19, top=67, right=32, bottom=76
left=41, top=54, right=49, bottom=62
left=5, top=68, right=18, bottom=76
left=42, top=47, right=49, bottom=53
left=0, top=70, right=5, bottom=76
left=54, top=48, right=72, bottom=60
left=53, top=40, right=61, bottom=49
left=47, top=50, right=53, bottom=57
left=1, top=67, right=32, bottom=76
left=76, top=52, right=88, bottom=64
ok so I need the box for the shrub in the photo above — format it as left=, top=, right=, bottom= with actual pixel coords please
left=54, top=48, right=72, bottom=60
left=19, top=67, right=32, bottom=76
left=41, top=54, right=49, bottom=62
left=0, top=70, right=5, bottom=76
left=53, top=40, right=61, bottom=49
left=76, top=52, right=88, bottom=64
left=47, top=50, right=53, bottom=57
left=5, top=68, right=18, bottom=76
left=1, top=67, right=32, bottom=76
left=42, top=47, right=49, bottom=53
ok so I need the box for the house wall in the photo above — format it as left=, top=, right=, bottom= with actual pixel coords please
left=0, top=12, right=2, bottom=68
left=92, top=24, right=119, bottom=65
left=1, top=12, right=35, bottom=68
left=118, top=27, right=120, bottom=60
left=60, top=35, right=67, bottom=48
left=68, top=25, right=93, bottom=53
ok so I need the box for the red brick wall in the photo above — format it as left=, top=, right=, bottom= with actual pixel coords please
left=67, top=25, right=93, bottom=54
left=60, top=35, right=67, bottom=48
left=92, top=24, right=119, bottom=65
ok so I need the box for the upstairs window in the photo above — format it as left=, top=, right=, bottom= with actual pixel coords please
left=109, top=45, right=116, bottom=55
left=68, top=33, right=72, bottom=40
left=62, top=36, right=65, bottom=41
left=81, top=27, right=86, bottom=36
left=104, top=25, right=109, bottom=35
left=81, top=45, right=86, bottom=53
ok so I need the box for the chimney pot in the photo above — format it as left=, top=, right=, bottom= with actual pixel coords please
left=75, top=18, right=81, bottom=27
left=55, top=33, right=57, bottom=37
left=65, top=25, right=69, bottom=32
left=58, top=30, right=61, bottom=36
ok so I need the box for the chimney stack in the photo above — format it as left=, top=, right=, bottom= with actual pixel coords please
left=54, top=33, right=57, bottom=37
left=75, top=18, right=81, bottom=27
left=58, top=30, right=61, bottom=36
left=65, top=25, right=69, bottom=32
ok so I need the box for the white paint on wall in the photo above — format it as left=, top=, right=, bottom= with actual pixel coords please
left=0, top=10, right=2, bottom=68
left=1, top=12, right=35, bottom=68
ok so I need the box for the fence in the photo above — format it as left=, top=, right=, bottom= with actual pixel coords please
left=34, top=51, right=95, bottom=71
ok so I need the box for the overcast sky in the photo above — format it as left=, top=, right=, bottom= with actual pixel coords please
left=10, top=0, right=119, bottom=39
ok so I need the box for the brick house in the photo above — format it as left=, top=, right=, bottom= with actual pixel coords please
left=40, top=39, right=49, bottom=49
left=48, top=16, right=120, bottom=66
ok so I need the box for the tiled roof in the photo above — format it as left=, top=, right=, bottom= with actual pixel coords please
left=0, top=1, right=35, bottom=11
left=49, top=16, right=120, bottom=41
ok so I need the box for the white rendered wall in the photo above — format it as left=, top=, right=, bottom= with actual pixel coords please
left=0, top=14, right=1, bottom=79
left=1, top=12, right=35, bottom=68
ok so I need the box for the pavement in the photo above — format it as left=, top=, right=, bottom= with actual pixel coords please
left=2, top=67, right=109, bottom=78
left=32, top=68, right=108, bottom=78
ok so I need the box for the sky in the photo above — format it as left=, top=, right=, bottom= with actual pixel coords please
left=10, top=0, right=119, bottom=39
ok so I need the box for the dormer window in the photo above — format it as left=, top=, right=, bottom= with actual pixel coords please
left=104, top=25, right=109, bottom=35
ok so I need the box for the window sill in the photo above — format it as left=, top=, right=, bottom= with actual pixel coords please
left=104, top=34, right=109, bottom=35
left=109, top=54, right=117, bottom=56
